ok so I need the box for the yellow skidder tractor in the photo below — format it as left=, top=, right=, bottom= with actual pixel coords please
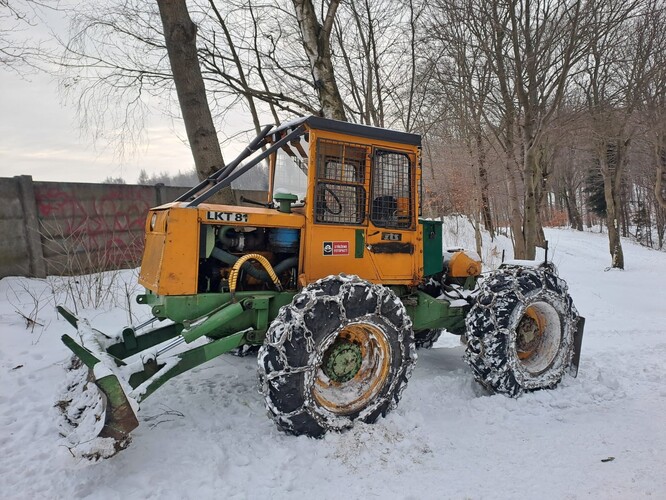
left=58, top=116, right=584, bottom=457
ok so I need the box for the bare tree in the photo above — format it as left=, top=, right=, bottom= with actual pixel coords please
left=197, top=1, right=318, bottom=122
left=1, top=0, right=52, bottom=70
left=292, top=0, right=346, bottom=120
left=156, top=0, right=234, bottom=203
left=205, top=0, right=263, bottom=134
left=424, top=0, right=526, bottom=250
left=57, top=0, right=430, bottom=161
left=575, top=0, right=656, bottom=268
left=548, top=121, right=586, bottom=232
left=56, top=0, right=316, bottom=153
left=638, top=2, right=666, bottom=210
left=426, top=0, right=497, bottom=237
left=495, top=0, right=603, bottom=258
left=657, top=153, right=666, bottom=208
left=333, top=0, right=387, bottom=126
left=423, top=0, right=647, bottom=260
left=1, top=1, right=28, bottom=68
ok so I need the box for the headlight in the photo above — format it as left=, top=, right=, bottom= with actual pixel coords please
left=150, top=213, right=157, bottom=231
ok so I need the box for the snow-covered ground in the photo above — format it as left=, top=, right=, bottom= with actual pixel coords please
left=1, top=224, right=665, bottom=499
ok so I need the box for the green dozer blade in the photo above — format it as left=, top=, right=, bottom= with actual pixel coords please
left=57, top=294, right=268, bottom=459
left=88, top=365, right=140, bottom=442
left=96, top=374, right=139, bottom=441
left=59, top=306, right=139, bottom=456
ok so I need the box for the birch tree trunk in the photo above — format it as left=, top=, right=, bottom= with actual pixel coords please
left=292, top=0, right=347, bottom=120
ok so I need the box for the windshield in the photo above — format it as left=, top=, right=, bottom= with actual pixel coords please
left=273, top=135, right=309, bottom=201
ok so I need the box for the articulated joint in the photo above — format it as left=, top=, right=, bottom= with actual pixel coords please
left=229, top=253, right=283, bottom=300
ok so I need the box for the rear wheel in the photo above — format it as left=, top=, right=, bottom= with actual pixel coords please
left=258, top=275, right=416, bottom=437
left=464, top=265, right=578, bottom=396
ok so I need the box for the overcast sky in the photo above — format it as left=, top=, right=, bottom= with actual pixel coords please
left=0, top=69, right=202, bottom=183
left=0, top=4, right=256, bottom=184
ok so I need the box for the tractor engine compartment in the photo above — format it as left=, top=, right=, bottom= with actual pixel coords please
left=197, top=224, right=301, bottom=294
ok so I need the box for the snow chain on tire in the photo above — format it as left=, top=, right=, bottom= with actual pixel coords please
left=464, top=264, right=579, bottom=397
left=258, top=274, right=416, bottom=437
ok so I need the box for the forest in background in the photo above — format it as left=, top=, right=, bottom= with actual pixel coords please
left=3, top=0, right=666, bottom=266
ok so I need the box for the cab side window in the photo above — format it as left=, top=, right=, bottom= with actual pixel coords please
left=370, top=150, right=413, bottom=229
left=314, top=140, right=367, bottom=225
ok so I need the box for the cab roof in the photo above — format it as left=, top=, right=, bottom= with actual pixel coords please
left=269, top=115, right=422, bottom=147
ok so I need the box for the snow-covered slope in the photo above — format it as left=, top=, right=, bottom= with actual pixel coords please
left=1, top=226, right=665, bottom=499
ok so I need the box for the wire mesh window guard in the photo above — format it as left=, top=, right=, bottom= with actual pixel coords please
left=314, top=140, right=367, bottom=225
left=371, top=150, right=413, bottom=229
left=418, top=161, right=423, bottom=217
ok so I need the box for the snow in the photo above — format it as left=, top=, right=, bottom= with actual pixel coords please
left=1, top=224, right=666, bottom=499
left=503, top=258, right=545, bottom=267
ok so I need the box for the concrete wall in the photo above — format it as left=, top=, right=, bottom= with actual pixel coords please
left=0, top=176, right=190, bottom=278
left=0, top=177, right=33, bottom=277
left=34, top=180, right=188, bottom=277
left=0, top=176, right=269, bottom=279
left=0, top=178, right=174, bottom=277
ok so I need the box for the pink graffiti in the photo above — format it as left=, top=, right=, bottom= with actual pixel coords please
left=34, top=184, right=155, bottom=268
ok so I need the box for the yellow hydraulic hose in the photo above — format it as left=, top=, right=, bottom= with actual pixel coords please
left=228, top=254, right=283, bottom=300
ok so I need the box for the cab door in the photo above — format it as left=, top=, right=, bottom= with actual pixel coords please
left=304, top=138, right=379, bottom=282
left=364, top=148, right=420, bottom=281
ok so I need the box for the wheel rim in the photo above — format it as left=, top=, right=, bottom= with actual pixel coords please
left=515, top=302, right=562, bottom=375
left=313, top=322, right=391, bottom=415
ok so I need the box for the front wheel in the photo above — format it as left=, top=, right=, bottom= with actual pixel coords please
left=464, top=264, right=579, bottom=397
left=258, top=275, right=416, bottom=437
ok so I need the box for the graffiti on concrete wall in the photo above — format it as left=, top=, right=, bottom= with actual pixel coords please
left=34, top=184, right=155, bottom=272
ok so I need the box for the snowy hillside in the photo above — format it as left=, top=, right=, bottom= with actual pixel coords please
left=1, top=224, right=665, bottom=499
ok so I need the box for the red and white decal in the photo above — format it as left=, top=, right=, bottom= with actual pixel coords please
left=323, top=241, right=349, bottom=256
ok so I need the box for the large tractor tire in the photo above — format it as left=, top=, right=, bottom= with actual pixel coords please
left=258, top=275, right=416, bottom=437
left=464, top=264, right=579, bottom=397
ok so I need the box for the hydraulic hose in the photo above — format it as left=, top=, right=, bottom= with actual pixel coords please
left=210, top=247, right=298, bottom=284
left=228, top=254, right=282, bottom=299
